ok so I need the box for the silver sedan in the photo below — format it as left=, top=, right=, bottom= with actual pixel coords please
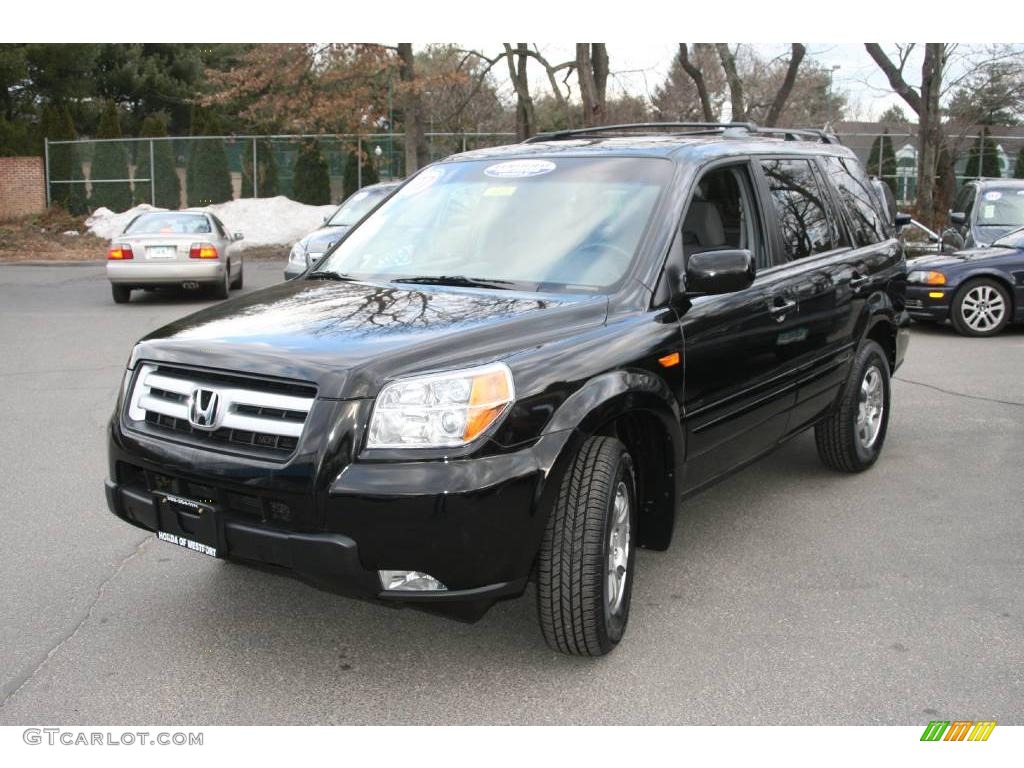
left=106, top=211, right=244, bottom=304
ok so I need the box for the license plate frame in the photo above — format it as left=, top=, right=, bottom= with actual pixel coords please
left=155, top=492, right=223, bottom=559
left=146, top=245, right=177, bottom=260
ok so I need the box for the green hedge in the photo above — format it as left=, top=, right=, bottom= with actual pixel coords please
left=88, top=102, right=132, bottom=212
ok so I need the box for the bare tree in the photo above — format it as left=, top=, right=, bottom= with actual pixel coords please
left=504, top=43, right=536, bottom=140
left=865, top=43, right=951, bottom=226
left=397, top=43, right=429, bottom=173
left=678, top=44, right=716, bottom=122
left=715, top=44, right=747, bottom=122
left=764, top=44, right=806, bottom=127
left=576, top=43, right=609, bottom=127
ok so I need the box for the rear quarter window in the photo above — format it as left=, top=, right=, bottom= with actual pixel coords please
left=823, top=156, right=886, bottom=247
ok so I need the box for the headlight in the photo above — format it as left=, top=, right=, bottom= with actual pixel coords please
left=908, top=270, right=947, bottom=285
left=366, top=362, right=515, bottom=449
left=288, top=243, right=308, bottom=266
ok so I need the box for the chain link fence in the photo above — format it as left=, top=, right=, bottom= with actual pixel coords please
left=43, top=132, right=517, bottom=212
left=44, top=126, right=1024, bottom=213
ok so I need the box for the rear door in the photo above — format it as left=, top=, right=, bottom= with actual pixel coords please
left=753, top=155, right=854, bottom=435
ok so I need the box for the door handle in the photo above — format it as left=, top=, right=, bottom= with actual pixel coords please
left=768, top=297, right=796, bottom=321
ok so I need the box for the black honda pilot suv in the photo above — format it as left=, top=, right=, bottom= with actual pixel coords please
left=106, top=123, right=909, bottom=656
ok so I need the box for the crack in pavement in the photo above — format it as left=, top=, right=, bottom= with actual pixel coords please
left=895, top=376, right=1024, bottom=408
left=0, top=535, right=152, bottom=709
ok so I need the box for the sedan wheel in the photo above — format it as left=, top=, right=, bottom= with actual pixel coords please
left=952, top=279, right=1010, bottom=337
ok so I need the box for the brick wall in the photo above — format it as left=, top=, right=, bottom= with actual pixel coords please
left=0, top=156, right=46, bottom=221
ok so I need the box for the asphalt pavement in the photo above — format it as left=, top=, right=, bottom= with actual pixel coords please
left=0, top=261, right=1021, bottom=724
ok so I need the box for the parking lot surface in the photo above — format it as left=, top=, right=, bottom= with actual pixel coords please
left=0, top=261, right=1021, bottom=725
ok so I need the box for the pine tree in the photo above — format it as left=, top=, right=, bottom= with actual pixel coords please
left=342, top=143, right=380, bottom=200
left=133, top=114, right=181, bottom=208
left=1014, top=148, right=1024, bottom=179
left=241, top=138, right=279, bottom=198
left=963, top=129, right=1001, bottom=179
left=867, top=129, right=898, bottom=195
left=185, top=107, right=233, bottom=206
left=40, top=104, right=87, bottom=214
left=88, top=102, right=132, bottom=212
left=292, top=139, right=330, bottom=205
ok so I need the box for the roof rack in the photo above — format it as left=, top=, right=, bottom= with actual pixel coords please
left=524, top=122, right=839, bottom=145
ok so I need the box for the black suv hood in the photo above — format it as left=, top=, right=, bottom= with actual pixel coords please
left=131, top=279, right=608, bottom=398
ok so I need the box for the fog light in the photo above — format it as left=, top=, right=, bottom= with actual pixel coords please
left=379, top=570, right=447, bottom=591
left=928, top=291, right=944, bottom=299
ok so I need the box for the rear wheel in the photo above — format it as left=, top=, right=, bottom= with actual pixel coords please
left=951, top=278, right=1010, bottom=337
left=212, top=268, right=230, bottom=300
left=815, top=340, right=891, bottom=473
left=111, top=284, right=131, bottom=304
left=231, top=261, right=243, bottom=289
left=537, top=436, right=637, bottom=656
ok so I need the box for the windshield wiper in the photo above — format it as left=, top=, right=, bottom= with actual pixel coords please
left=306, top=270, right=357, bottom=281
left=391, top=275, right=516, bottom=290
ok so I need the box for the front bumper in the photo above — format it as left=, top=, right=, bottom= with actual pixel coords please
left=108, top=260, right=225, bottom=286
left=105, top=410, right=569, bottom=615
left=905, top=284, right=952, bottom=322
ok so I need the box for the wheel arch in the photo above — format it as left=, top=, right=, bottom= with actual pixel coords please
left=953, top=271, right=1017, bottom=315
left=541, top=369, right=685, bottom=551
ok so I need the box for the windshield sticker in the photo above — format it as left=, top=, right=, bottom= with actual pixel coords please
left=484, top=159, right=556, bottom=179
left=984, top=191, right=1002, bottom=201
left=982, top=204, right=995, bottom=219
left=484, top=186, right=517, bottom=197
left=400, top=167, right=444, bottom=196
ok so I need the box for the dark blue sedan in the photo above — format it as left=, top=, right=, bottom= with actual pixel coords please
left=905, top=226, right=1024, bottom=336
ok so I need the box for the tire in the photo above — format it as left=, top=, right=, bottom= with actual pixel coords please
left=212, top=268, right=230, bottom=300
left=111, top=284, right=131, bottom=304
left=950, top=278, right=1010, bottom=337
left=231, top=261, right=243, bottom=289
left=815, top=340, right=891, bottom=473
left=537, top=436, right=637, bottom=656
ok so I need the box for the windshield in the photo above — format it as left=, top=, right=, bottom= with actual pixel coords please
left=326, top=187, right=391, bottom=227
left=992, top=226, right=1024, bottom=249
left=976, top=188, right=1024, bottom=227
left=125, top=213, right=211, bottom=235
left=313, top=156, right=672, bottom=291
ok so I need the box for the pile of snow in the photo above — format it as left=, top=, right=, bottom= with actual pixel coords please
left=85, top=197, right=337, bottom=249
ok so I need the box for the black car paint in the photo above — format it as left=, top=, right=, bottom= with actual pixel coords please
left=106, top=134, right=909, bottom=618
left=904, top=238, right=1024, bottom=324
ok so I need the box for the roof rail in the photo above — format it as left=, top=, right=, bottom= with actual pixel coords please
left=524, top=121, right=839, bottom=145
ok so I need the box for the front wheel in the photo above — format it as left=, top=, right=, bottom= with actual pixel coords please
left=537, top=436, right=637, bottom=656
left=815, top=340, right=891, bottom=473
left=951, top=278, right=1010, bottom=337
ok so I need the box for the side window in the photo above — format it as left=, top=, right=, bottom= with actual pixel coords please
left=959, top=186, right=976, bottom=220
left=823, top=156, right=886, bottom=247
left=761, top=158, right=841, bottom=261
left=680, top=163, right=767, bottom=268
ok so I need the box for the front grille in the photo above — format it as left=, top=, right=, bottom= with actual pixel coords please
left=905, top=298, right=924, bottom=309
left=126, top=363, right=315, bottom=458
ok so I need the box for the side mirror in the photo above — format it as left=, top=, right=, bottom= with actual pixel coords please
left=949, top=211, right=967, bottom=226
left=894, top=212, right=912, bottom=229
left=232, top=232, right=244, bottom=241
left=685, top=249, right=755, bottom=296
